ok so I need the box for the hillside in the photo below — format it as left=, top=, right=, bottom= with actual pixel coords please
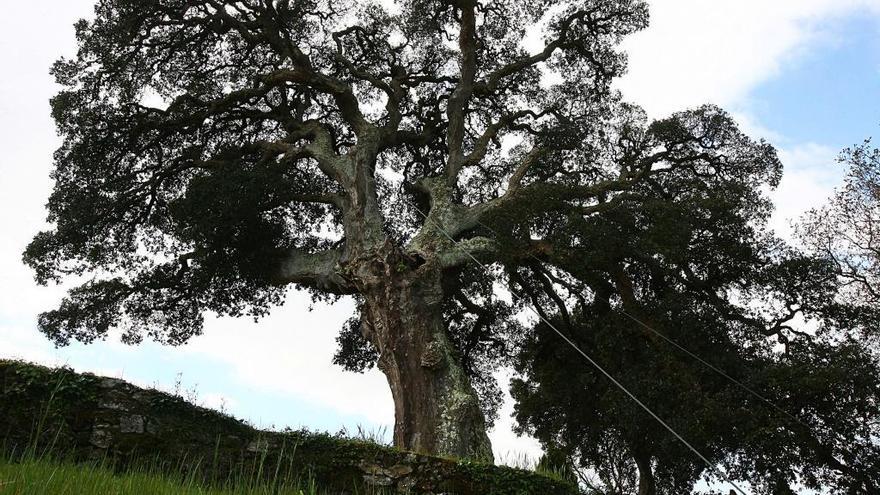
left=0, top=360, right=578, bottom=494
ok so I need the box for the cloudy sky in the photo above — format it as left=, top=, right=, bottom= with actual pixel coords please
left=1, top=0, right=879, bottom=474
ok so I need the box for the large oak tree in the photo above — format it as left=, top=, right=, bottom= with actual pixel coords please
left=27, top=0, right=785, bottom=460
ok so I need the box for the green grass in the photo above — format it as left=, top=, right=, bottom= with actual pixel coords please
left=0, top=360, right=582, bottom=495
left=0, top=455, right=327, bottom=495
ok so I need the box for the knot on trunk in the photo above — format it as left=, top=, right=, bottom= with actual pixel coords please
left=420, top=342, right=446, bottom=370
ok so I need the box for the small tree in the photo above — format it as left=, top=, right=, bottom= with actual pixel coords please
left=797, top=140, right=880, bottom=306
left=27, top=0, right=787, bottom=459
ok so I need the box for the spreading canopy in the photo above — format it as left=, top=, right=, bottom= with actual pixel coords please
left=24, top=0, right=845, bottom=467
left=27, top=0, right=775, bottom=360
left=28, top=0, right=657, bottom=347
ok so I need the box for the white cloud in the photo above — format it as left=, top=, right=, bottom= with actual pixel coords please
left=770, top=143, right=844, bottom=239
left=200, top=392, right=239, bottom=413
left=0, top=1, right=95, bottom=335
left=618, top=0, right=880, bottom=117
left=0, top=322, right=56, bottom=365
left=179, top=292, right=394, bottom=426
left=490, top=371, right=544, bottom=465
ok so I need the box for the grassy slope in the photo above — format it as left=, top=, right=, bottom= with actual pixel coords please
left=0, top=456, right=328, bottom=495
left=0, top=360, right=578, bottom=495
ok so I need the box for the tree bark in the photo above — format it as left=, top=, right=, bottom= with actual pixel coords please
left=634, top=451, right=656, bottom=495
left=353, top=244, right=493, bottom=461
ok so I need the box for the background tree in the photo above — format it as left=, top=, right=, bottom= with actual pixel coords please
left=25, top=0, right=806, bottom=461
left=510, top=131, right=880, bottom=493
left=797, top=140, right=880, bottom=306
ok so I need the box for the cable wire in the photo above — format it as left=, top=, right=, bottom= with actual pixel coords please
left=406, top=200, right=750, bottom=495
left=469, top=212, right=866, bottom=491
left=470, top=214, right=875, bottom=474
left=471, top=218, right=821, bottom=434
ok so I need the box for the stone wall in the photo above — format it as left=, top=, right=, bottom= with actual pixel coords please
left=0, top=360, right=579, bottom=494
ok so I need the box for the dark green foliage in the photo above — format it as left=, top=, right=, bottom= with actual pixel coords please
left=509, top=130, right=880, bottom=493
left=332, top=314, right=379, bottom=373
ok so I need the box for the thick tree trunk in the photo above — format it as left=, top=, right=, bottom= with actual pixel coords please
left=354, top=246, right=493, bottom=461
left=634, top=451, right=656, bottom=495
